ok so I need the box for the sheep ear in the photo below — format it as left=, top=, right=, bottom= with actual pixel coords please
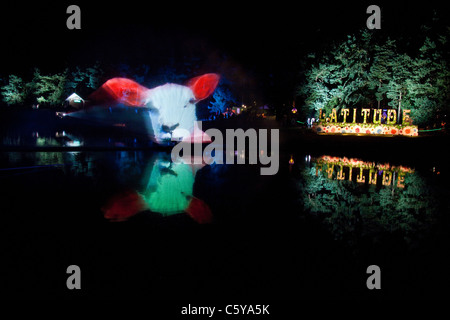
left=89, top=77, right=149, bottom=107
left=187, top=73, right=220, bottom=101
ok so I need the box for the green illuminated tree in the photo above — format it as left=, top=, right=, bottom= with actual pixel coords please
left=29, top=69, right=68, bottom=106
left=65, top=63, right=103, bottom=98
left=406, top=37, right=450, bottom=126
left=368, top=40, right=396, bottom=108
left=1, top=75, right=26, bottom=105
left=297, top=29, right=450, bottom=127
left=298, top=164, right=437, bottom=248
left=298, top=30, right=374, bottom=118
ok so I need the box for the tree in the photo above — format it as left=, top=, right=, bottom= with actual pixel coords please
left=207, top=86, right=236, bottom=114
left=298, top=30, right=374, bottom=118
left=1, top=75, right=26, bottom=105
left=297, top=29, right=450, bottom=127
left=406, top=37, right=450, bottom=126
left=298, top=163, right=438, bottom=248
left=368, top=39, right=396, bottom=108
left=30, top=69, right=68, bottom=106
left=64, top=63, right=103, bottom=98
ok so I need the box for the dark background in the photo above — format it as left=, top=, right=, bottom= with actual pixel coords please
left=2, top=1, right=450, bottom=106
left=1, top=1, right=450, bottom=305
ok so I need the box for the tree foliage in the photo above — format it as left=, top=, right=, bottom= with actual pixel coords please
left=297, top=29, right=450, bottom=127
left=1, top=75, right=26, bottom=105
left=0, top=63, right=103, bottom=107
left=65, top=62, right=103, bottom=97
left=30, top=69, right=68, bottom=105
left=298, top=165, right=438, bottom=248
left=208, top=86, right=236, bottom=114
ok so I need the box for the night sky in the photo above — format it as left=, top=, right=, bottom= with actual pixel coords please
left=2, top=1, right=449, bottom=105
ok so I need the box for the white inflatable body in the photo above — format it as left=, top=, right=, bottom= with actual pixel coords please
left=89, top=73, right=220, bottom=144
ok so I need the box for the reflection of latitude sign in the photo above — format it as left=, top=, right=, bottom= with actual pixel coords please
left=314, top=108, right=418, bottom=136
left=314, top=156, right=415, bottom=188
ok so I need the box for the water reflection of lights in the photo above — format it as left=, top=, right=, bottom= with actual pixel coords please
left=299, top=154, right=439, bottom=247
left=66, top=140, right=82, bottom=147
left=311, top=155, right=415, bottom=188
left=102, top=153, right=213, bottom=224
left=55, top=131, right=83, bottom=147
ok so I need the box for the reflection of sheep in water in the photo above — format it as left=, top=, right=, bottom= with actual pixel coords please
left=90, top=74, right=220, bottom=144
left=144, top=158, right=195, bottom=215
left=102, top=155, right=212, bottom=224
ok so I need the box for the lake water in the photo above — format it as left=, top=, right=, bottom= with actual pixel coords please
left=1, top=110, right=449, bottom=300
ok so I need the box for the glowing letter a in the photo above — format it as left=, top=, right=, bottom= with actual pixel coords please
left=366, top=5, right=381, bottom=30
left=66, top=5, right=81, bottom=30
left=66, top=265, right=81, bottom=290
left=366, top=265, right=381, bottom=289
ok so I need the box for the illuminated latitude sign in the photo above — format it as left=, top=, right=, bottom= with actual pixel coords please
left=313, top=108, right=418, bottom=137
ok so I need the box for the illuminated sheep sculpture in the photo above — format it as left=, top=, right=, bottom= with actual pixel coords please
left=90, top=73, right=220, bottom=144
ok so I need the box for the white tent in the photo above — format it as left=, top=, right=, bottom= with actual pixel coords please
left=65, top=93, right=84, bottom=108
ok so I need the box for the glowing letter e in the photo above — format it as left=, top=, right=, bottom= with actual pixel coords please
left=366, top=5, right=381, bottom=30
left=366, top=265, right=381, bottom=290
left=66, top=265, right=81, bottom=290
left=66, top=5, right=81, bottom=30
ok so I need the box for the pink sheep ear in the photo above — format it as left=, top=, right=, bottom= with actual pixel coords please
left=187, top=73, right=220, bottom=101
left=89, top=78, right=149, bottom=107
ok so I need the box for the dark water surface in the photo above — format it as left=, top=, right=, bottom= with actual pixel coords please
left=1, top=111, right=449, bottom=300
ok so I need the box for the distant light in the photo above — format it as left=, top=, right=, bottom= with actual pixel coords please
left=292, top=107, right=297, bottom=114
left=289, top=156, right=294, bottom=165
left=55, top=131, right=66, bottom=138
left=67, top=140, right=81, bottom=147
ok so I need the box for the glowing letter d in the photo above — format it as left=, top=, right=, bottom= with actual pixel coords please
left=66, top=265, right=81, bottom=290
left=66, top=5, right=81, bottom=30
left=366, top=265, right=381, bottom=290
